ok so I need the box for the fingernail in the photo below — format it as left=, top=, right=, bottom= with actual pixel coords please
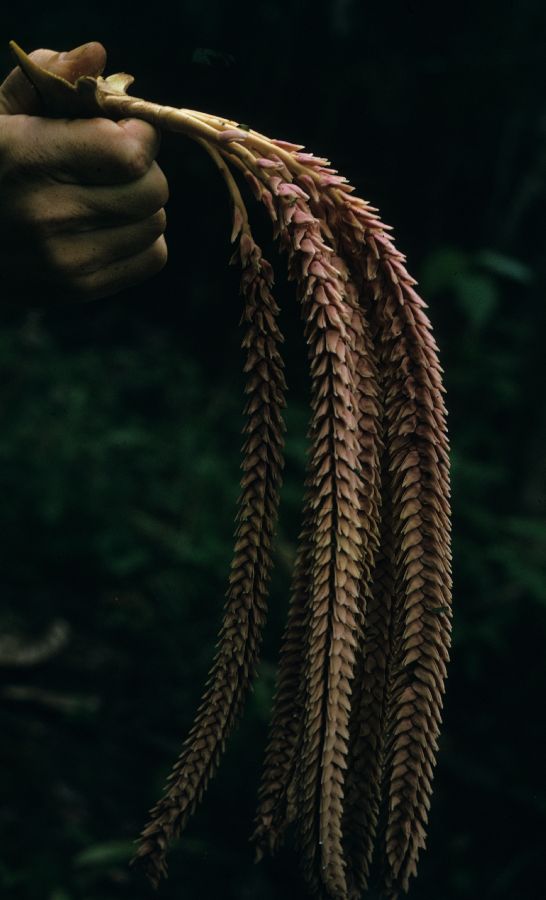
left=59, top=43, right=94, bottom=62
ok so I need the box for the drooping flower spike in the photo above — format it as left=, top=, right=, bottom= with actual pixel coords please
left=10, top=41, right=452, bottom=900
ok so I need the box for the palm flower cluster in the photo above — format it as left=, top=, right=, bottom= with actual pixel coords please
left=10, top=42, right=452, bottom=899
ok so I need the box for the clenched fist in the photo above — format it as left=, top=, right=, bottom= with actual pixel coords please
left=0, top=42, right=169, bottom=304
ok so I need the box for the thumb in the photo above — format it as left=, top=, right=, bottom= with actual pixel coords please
left=0, top=42, right=107, bottom=115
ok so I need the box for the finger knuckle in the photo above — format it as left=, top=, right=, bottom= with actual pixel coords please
left=30, top=208, right=72, bottom=238
left=153, top=166, right=170, bottom=208
left=43, top=240, right=79, bottom=279
left=150, top=207, right=167, bottom=237
left=69, top=263, right=111, bottom=301
left=148, top=235, right=168, bottom=272
left=123, top=141, right=153, bottom=180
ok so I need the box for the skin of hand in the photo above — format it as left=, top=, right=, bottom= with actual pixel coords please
left=0, top=42, right=169, bottom=304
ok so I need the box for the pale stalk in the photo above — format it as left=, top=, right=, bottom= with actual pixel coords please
left=195, top=137, right=251, bottom=236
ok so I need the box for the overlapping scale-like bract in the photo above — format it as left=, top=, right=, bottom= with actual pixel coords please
left=372, top=253, right=452, bottom=896
left=251, top=517, right=311, bottom=858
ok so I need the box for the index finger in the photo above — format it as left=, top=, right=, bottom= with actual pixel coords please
left=13, top=114, right=162, bottom=185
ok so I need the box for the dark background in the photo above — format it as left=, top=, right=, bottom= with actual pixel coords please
left=1, top=2, right=545, bottom=898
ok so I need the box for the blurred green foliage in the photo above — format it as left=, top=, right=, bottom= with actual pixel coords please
left=1, top=1, right=545, bottom=898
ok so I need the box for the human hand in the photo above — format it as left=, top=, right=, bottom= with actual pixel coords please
left=0, top=42, right=168, bottom=304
